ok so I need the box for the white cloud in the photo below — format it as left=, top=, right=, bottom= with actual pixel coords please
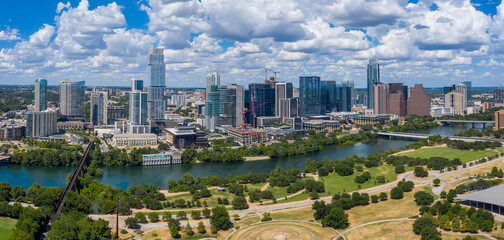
left=0, top=28, right=21, bottom=41
left=323, top=0, right=407, bottom=27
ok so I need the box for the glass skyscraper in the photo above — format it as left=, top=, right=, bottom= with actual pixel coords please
left=147, top=48, right=166, bottom=122
left=34, top=78, right=47, bottom=112
left=205, top=72, right=221, bottom=131
left=299, top=76, right=321, bottom=116
left=130, top=79, right=148, bottom=125
left=367, top=59, right=380, bottom=109
left=244, top=83, right=275, bottom=125
left=60, top=79, right=85, bottom=120
left=462, top=81, right=472, bottom=102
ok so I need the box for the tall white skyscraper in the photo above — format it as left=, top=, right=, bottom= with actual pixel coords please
left=205, top=72, right=221, bottom=131
left=147, top=48, right=166, bottom=122
left=367, top=59, right=380, bottom=109
left=90, top=91, right=108, bottom=125
left=34, top=78, right=47, bottom=112
left=60, top=79, right=85, bottom=120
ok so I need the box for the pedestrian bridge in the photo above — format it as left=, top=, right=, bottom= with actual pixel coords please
left=437, top=120, right=494, bottom=128
left=377, top=131, right=504, bottom=143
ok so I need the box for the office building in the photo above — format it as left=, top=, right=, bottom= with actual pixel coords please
left=244, top=83, right=275, bottom=125
left=60, top=80, right=85, bottom=120
left=351, top=114, right=395, bottom=125
left=275, top=82, right=294, bottom=115
left=373, top=82, right=388, bottom=114
left=170, top=95, right=186, bottom=108
left=142, top=152, right=182, bottom=165
left=219, top=84, right=244, bottom=128
left=367, top=59, right=380, bottom=109
left=337, top=78, right=356, bottom=112
left=226, top=127, right=268, bottom=146
left=494, top=89, right=504, bottom=106
left=444, top=85, right=456, bottom=95
left=429, top=107, right=454, bottom=118
left=278, top=98, right=298, bottom=119
left=495, top=110, right=504, bottom=131
left=445, top=91, right=465, bottom=115
left=0, top=125, right=26, bottom=140
left=26, top=109, right=58, bottom=138
left=482, top=102, right=493, bottom=112
left=303, top=120, right=340, bottom=133
left=256, top=116, right=282, bottom=127
left=356, top=94, right=367, bottom=105
left=299, top=76, right=321, bottom=116
left=455, top=83, right=468, bottom=110
left=112, top=133, right=157, bottom=146
left=34, top=78, right=47, bottom=111
left=462, top=81, right=472, bottom=102
left=166, top=126, right=208, bottom=148
left=407, top=84, right=430, bottom=116
left=107, top=106, right=126, bottom=124
left=205, top=72, right=221, bottom=131
left=57, top=121, right=92, bottom=131
left=321, top=81, right=337, bottom=113
left=130, top=79, right=148, bottom=125
left=388, top=83, right=406, bottom=117
left=147, top=48, right=166, bottom=122
left=90, top=91, right=108, bottom=125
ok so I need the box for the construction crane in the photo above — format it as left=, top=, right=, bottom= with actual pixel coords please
left=264, top=68, right=273, bottom=82
left=240, top=101, right=268, bottom=129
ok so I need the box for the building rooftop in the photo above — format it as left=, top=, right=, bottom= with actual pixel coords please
left=455, top=184, right=504, bottom=207
left=166, top=128, right=196, bottom=136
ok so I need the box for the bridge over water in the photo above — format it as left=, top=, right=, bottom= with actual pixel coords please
left=437, top=120, right=494, bottom=128
left=377, top=131, right=504, bottom=143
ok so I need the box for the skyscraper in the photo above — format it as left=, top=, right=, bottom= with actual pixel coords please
left=26, top=109, right=58, bottom=138
left=130, top=79, right=148, bottom=125
left=337, top=78, right=356, bottom=112
left=205, top=72, right=221, bottom=131
left=367, top=59, right=380, bottom=109
left=90, top=91, right=108, bottom=125
left=275, top=82, right=294, bottom=115
left=444, top=84, right=456, bottom=95
left=373, top=82, right=388, bottom=114
left=455, top=84, right=468, bottom=111
left=388, top=83, right=406, bottom=117
left=60, top=79, right=85, bottom=120
left=299, top=76, right=321, bottom=116
left=147, top=48, right=166, bottom=122
left=34, top=78, right=47, bottom=112
left=321, top=81, right=337, bottom=113
left=445, top=91, right=465, bottom=115
left=244, top=83, right=276, bottom=125
left=407, top=84, right=430, bottom=116
left=462, top=81, right=472, bottom=102
left=219, top=84, right=244, bottom=128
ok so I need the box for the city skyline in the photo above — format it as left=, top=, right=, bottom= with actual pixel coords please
left=0, top=0, right=503, bottom=87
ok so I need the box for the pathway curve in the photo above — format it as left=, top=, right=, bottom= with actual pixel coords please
left=332, top=217, right=414, bottom=240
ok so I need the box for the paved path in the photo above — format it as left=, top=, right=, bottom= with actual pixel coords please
left=332, top=218, right=414, bottom=240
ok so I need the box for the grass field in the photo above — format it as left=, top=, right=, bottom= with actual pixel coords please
left=269, top=207, right=315, bottom=221
left=398, top=147, right=496, bottom=163
left=228, top=221, right=337, bottom=240
left=141, top=226, right=231, bottom=240
left=0, top=218, right=17, bottom=240
left=320, top=164, right=398, bottom=196
left=344, top=220, right=490, bottom=240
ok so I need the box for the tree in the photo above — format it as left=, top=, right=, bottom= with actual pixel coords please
left=169, top=224, right=179, bottom=238
left=452, top=217, right=461, bottom=232
left=395, top=165, right=405, bottom=174
left=439, top=215, right=451, bottom=230
left=162, top=211, right=172, bottom=221
left=184, top=223, right=194, bottom=236
left=125, top=217, right=138, bottom=229
left=379, top=192, right=388, bottom=201
left=232, top=196, right=249, bottom=210
left=191, top=210, right=201, bottom=220
left=413, top=217, right=436, bottom=235
left=210, top=206, right=231, bottom=231
left=433, top=178, right=440, bottom=186
left=309, top=191, right=319, bottom=200
left=420, top=226, right=441, bottom=240
left=390, top=187, right=404, bottom=199
left=371, top=195, right=379, bottom=203
left=197, top=221, right=206, bottom=234
left=321, top=207, right=349, bottom=229
left=177, top=211, right=187, bottom=219
left=414, top=191, right=434, bottom=206
left=202, top=208, right=211, bottom=218
left=135, top=212, right=147, bottom=223
left=312, top=200, right=327, bottom=220
left=414, top=167, right=428, bottom=178
left=148, top=212, right=159, bottom=222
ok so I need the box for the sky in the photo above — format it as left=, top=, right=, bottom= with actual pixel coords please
left=0, top=0, right=504, bottom=88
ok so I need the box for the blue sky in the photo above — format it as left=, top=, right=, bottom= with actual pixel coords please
left=0, top=0, right=503, bottom=88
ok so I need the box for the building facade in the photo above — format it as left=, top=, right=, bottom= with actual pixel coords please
left=26, top=109, right=58, bottom=138
left=107, top=106, right=126, bottom=124
left=60, top=80, right=85, bottom=120
left=494, top=89, right=504, bottom=106
left=495, top=110, right=504, bottom=131
left=275, top=82, right=294, bottom=115
left=299, top=76, right=321, bottom=116
left=90, top=91, right=108, bottom=125
left=0, top=125, right=26, bottom=140
left=302, top=120, right=340, bottom=133
left=112, top=133, right=157, bottom=146
left=205, top=72, right=221, bottom=131
left=367, top=59, right=380, bottom=109
left=34, top=78, right=47, bottom=112
left=147, top=48, right=166, bottom=122
left=143, top=152, right=182, bottom=165
left=244, top=83, right=276, bottom=125
left=387, top=83, right=406, bottom=117
left=130, top=79, right=148, bottom=125
left=407, top=84, right=430, bottom=116
left=445, top=91, right=465, bottom=115
left=219, top=84, right=244, bottom=128
left=373, top=82, right=388, bottom=114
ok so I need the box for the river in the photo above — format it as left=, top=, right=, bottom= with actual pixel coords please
left=0, top=124, right=482, bottom=189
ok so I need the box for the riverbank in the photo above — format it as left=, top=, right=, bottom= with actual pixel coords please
left=244, top=156, right=271, bottom=161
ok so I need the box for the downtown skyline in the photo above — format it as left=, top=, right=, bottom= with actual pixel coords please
left=0, top=0, right=504, bottom=88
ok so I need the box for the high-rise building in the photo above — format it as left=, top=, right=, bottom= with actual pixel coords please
left=407, top=84, right=430, bottom=116
left=107, top=106, right=126, bottom=124
left=321, top=81, right=337, bottom=113
left=60, top=79, right=85, bottom=120
left=388, top=83, right=406, bottom=117
left=147, top=48, right=166, bottom=122
left=34, top=78, right=47, bottom=111
left=130, top=79, right=148, bottom=125
left=26, top=109, right=58, bottom=138
left=445, top=91, right=465, bottom=115
left=337, top=78, right=355, bottom=112
left=482, top=102, right=493, bottom=112
left=494, top=89, right=504, bottom=106
left=444, top=85, right=456, bottom=95
left=494, top=110, right=504, bottom=131
left=244, top=83, right=275, bottom=125
left=218, top=84, right=244, bottom=128
left=373, top=82, right=388, bottom=114
left=454, top=84, right=468, bottom=111
left=205, top=72, right=221, bottom=131
left=275, top=82, right=294, bottom=115
left=278, top=98, right=298, bottom=119
left=90, top=91, right=108, bottom=125
left=462, top=81, right=472, bottom=102
left=299, top=76, right=321, bottom=116
left=367, top=59, right=380, bottom=109
left=170, top=95, right=186, bottom=108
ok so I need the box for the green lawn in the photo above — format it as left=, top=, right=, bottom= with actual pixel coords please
left=319, top=165, right=398, bottom=196
left=164, top=190, right=234, bottom=209
left=0, top=218, right=17, bottom=239
left=398, top=147, right=496, bottom=163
